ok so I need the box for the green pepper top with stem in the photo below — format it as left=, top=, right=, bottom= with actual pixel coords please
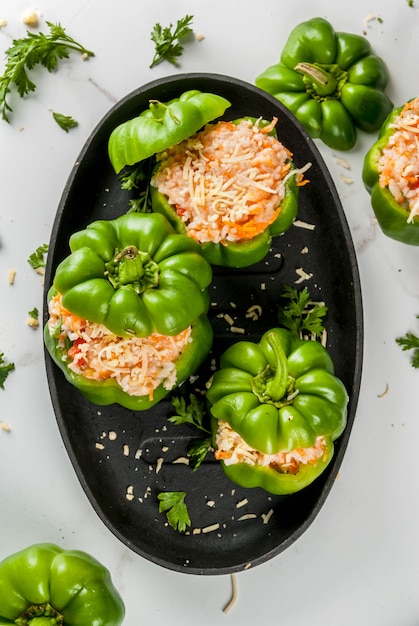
left=255, top=16, right=393, bottom=150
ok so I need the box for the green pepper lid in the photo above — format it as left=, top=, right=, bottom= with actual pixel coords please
left=108, top=89, right=231, bottom=173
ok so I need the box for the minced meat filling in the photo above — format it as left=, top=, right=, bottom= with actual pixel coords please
left=47, top=293, right=192, bottom=399
left=378, top=97, right=419, bottom=223
left=151, top=118, right=294, bottom=244
left=214, top=419, right=327, bottom=474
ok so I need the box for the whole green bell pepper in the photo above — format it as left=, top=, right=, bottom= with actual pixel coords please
left=108, top=90, right=231, bottom=174
left=150, top=118, right=302, bottom=268
left=362, top=98, right=419, bottom=245
left=255, top=17, right=393, bottom=150
left=0, top=543, right=124, bottom=626
left=51, top=212, right=213, bottom=337
left=207, top=327, right=348, bottom=495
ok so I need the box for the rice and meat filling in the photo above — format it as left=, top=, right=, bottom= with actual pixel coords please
left=378, top=97, right=419, bottom=223
left=47, top=293, right=192, bottom=399
left=151, top=117, right=294, bottom=244
left=215, top=419, right=327, bottom=475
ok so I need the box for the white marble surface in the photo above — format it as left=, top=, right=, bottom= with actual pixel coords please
left=1, top=1, right=419, bottom=624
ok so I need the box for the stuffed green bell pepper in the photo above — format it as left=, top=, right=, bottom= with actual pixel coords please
left=150, top=117, right=308, bottom=268
left=44, top=212, right=213, bottom=410
left=206, top=327, right=348, bottom=495
left=255, top=17, right=393, bottom=150
left=0, top=543, right=124, bottom=626
left=108, top=89, right=231, bottom=174
left=362, top=97, right=419, bottom=245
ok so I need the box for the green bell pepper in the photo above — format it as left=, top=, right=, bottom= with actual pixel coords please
left=0, top=543, right=124, bottom=626
left=44, top=212, right=214, bottom=410
left=255, top=17, right=393, bottom=150
left=207, top=327, right=348, bottom=495
left=108, top=90, right=231, bottom=174
left=150, top=118, right=302, bottom=268
left=362, top=98, right=419, bottom=245
left=50, top=212, right=212, bottom=337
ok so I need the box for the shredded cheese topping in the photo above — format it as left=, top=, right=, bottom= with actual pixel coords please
left=47, top=293, right=192, bottom=399
left=378, top=97, right=419, bottom=223
left=152, top=118, right=307, bottom=244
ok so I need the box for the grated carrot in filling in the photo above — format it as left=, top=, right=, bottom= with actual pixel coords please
left=152, top=118, right=305, bottom=244
left=47, top=293, right=192, bottom=399
left=214, top=419, right=327, bottom=474
left=378, top=97, right=419, bottom=223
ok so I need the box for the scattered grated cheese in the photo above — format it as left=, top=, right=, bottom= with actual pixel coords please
left=294, top=267, right=313, bottom=284
left=246, top=305, right=262, bottom=321
left=125, top=485, right=134, bottom=501
left=377, top=383, right=389, bottom=398
left=196, top=32, right=205, bottom=41
left=108, top=431, right=117, bottom=440
left=123, top=444, right=130, bottom=456
left=206, top=500, right=216, bottom=508
left=235, top=498, right=248, bottom=508
left=0, top=17, right=7, bottom=28
left=0, top=422, right=11, bottom=432
left=237, top=513, right=257, bottom=521
left=340, top=174, right=354, bottom=185
left=293, top=219, right=315, bottom=230
left=95, top=443, right=105, bottom=450
left=224, top=313, right=235, bottom=326
left=230, top=326, right=245, bottom=334
left=25, top=316, right=39, bottom=329
left=172, top=456, right=189, bottom=465
left=261, top=508, right=274, bottom=525
left=334, top=155, right=351, bottom=169
left=156, top=457, right=164, bottom=473
left=8, top=269, right=16, bottom=285
left=301, top=246, right=309, bottom=254
left=223, top=574, right=238, bottom=614
left=202, top=523, right=220, bottom=533
left=22, top=8, right=39, bottom=27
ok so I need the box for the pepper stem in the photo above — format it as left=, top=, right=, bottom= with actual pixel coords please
left=252, top=331, right=289, bottom=404
left=15, top=603, right=64, bottom=626
left=294, top=62, right=345, bottom=98
left=149, top=100, right=181, bottom=125
left=105, top=245, right=160, bottom=293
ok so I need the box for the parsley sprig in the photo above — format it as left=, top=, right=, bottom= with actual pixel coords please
left=0, top=353, right=15, bottom=390
left=158, top=491, right=191, bottom=532
left=0, top=22, right=94, bottom=122
left=52, top=111, right=78, bottom=132
left=396, top=319, right=419, bottom=368
left=150, top=15, right=194, bottom=68
left=27, top=244, right=48, bottom=270
left=169, top=394, right=211, bottom=470
left=278, top=285, right=328, bottom=340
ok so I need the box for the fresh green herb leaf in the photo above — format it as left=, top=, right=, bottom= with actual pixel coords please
left=120, top=159, right=155, bottom=213
left=150, top=15, right=194, bottom=68
left=0, top=21, right=94, bottom=122
left=278, top=285, right=327, bottom=339
left=187, top=437, right=211, bottom=471
left=158, top=491, right=191, bottom=532
left=169, top=393, right=210, bottom=434
left=28, top=307, right=39, bottom=320
left=407, top=0, right=414, bottom=7
left=396, top=321, right=419, bottom=367
left=27, top=244, right=48, bottom=269
left=52, top=111, right=78, bottom=132
left=0, top=353, right=15, bottom=390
